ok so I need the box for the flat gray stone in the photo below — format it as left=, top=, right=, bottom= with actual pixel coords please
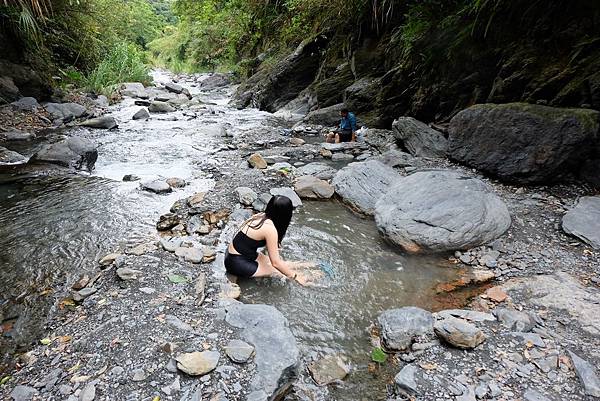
left=10, top=385, right=38, bottom=401
left=436, top=309, right=496, bottom=322
left=225, top=303, right=299, bottom=397
left=45, top=102, right=87, bottom=120
left=0, top=146, right=27, bottom=165
left=148, top=101, right=176, bottom=113
left=562, top=196, right=600, bottom=249
left=121, top=82, right=149, bottom=99
left=140, top=179, right=172, bottom=194
left=176, top=351, right=219, bottom=376
left=296, top=162, right=337, bottom=180
left=235, top=187, right=258, bottom=206
left=175, top=247, right=203, bottom=264
left=270, top=187, right=302, bottom=207
left=523, top=388, right=551, bottom=401
left=80, top=116, right=117, bottom=129
left=161, top=237, right=183, bottom=252
left=294, top=175, right=334, bottom=199
left=394, top=364, right=418, bottom=395
left=569, top=350, right=600, bottom=397
left=308, top=354, right=349, bottom=386
left=378, top=307, right=434, bottom=351
left=224, top=339, right=255, bottom=363
left=30, top=136, right=98, bottom=171
left=494, top=308, right=535, bottom=332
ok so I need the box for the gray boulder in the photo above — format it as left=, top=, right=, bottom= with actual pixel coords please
left=80, top=116, right=118, bottom=129
left=0, top=146, right=27, bottom=165
left=0, top=76, right=20, bottom=103
left=225, top=303, right=299, bottom=398
left=394, top=364, right=419, bottom=395
left=448, top=103, right=600, bottom=184
left=296, top=162, right=337, bottom=180
left=294, top=175, right=334, bottom=199
left=332, top=160, right=399, bottom=215
left=132, top=108, right=150, bottom=120
left=30, top=137, right=98, bottom=171
left=301, top=103, right=344, bottom=127
left=141, top=179, right=172, bottom=194
left=374, top=170, right=511, bottom=253
left=165, top=82, right=184, bottom=94
left=378, top=307, right=434, bottom=351
left=120, top=82, right=149, bottom=99
left=433, top=316, right=486, bottom=349
left=199, top=73, right=232, bottom=90
left=148, top=101, right=176, bottom=113
left=270, top=187, right=302, bottom=208
left=392, top=117, right=448, bottom=158
left=11, top=96, right=39, bottom=111
left=494, top=308, right=535, bottom=332
left=45, top=102, right=87, bottom=121
left=376, top=149, right=419, bottom=168
left=235, top=187, right=258, bottom=206
left=562, top=196, right=600, bottom=249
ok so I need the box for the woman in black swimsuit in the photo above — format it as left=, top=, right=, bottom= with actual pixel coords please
left=224, top=195, right=309, bottom=285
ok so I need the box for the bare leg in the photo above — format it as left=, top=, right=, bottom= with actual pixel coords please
left=334, top=133, right=340, bottom=143
left=326, top=133, right=335, bottom=143
left=252, top=252, right=285, bottom=278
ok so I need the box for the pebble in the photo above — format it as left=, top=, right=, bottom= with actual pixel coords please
left=176, top=351, right=220, bottom=376
left=132, top=368, right=147, bottom=381
left=116, top=267, right=142, bottom=281
left=79, top=383, right=96, bottom=401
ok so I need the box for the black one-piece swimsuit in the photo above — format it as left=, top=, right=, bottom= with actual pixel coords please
left=224, top=230, right=267, bottom=278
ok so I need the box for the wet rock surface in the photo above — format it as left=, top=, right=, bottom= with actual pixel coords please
left=562, top=196, right=600, bottom=249
left=29, top=136, right=98, bottom=171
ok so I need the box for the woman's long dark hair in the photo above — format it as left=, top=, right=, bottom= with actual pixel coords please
left=244, top=195, right=293, bottom=245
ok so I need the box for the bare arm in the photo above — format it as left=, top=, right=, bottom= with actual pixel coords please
left=264, top=225, right=295, bottom=278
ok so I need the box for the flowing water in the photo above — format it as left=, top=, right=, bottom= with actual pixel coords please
left=0, top=70, right=465, bottom=399
left=240, top=201, right=461, bottom=400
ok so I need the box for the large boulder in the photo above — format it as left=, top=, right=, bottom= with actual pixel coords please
left=44, top=102, right=87, bottom=121
left=392, top=117, right=448, bottom=158
left=0, top=76, right=20, bottom=103
left=199, top=73, right=232, bottom=90
left=300, top=103, right=344, bottom=127
left=225, top=303, right=299, bottom=400
left=332, top=160, right=399, bottom=215
left=433, top=316, right=486, bottom=349
left=120, top=82, right=149, bottom=99
left=562, top=196, right=600, bottom=249
left=148, top=101, right=176, bottom=113
left=231, top=35, right=329, bottom=112
left=80, top=116, right=118, bottom=129
left=296, top=162, right=337, bottom=180
left=378, top=307, right=434, bottom=351
left=0, top=61, right=51, bottom=101
left=29, top=136, right=98, bottom=171
left=448, top=103, right=600, bottom=184
left=374, top=170, right=511, bottom=253
left=294, top=175, right=334, bottom=199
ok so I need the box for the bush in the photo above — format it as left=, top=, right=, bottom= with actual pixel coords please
left=85, top=42, right=151, bottom=95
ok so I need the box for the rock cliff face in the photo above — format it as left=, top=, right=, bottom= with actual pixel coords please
left=231, top=3, right=600, bottom=129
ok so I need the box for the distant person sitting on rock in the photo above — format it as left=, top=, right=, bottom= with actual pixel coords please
left=326, top=108, right=357, bottom=143
left=225, top=195, right=310, bottom=285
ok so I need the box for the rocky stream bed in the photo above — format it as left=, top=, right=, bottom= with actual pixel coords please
left=0, top=70, right=599, bottom=401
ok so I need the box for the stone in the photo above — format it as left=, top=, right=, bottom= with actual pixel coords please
left=433, top=316, right=486, bottom=349
left=148, top=101, right=176, bottom=113
left=301, top=103, right=346, bottom=127
left=252, top=193, right=272, bottom=212
left=296, top=162, right=337, bottom=180
left=270, top=187, right=302, bottom=207
left=378, top=307, right=434, bottom=351
left=0, top=146, right=27, bottom=165
left=157, top=213, right=180, bottom=231
left=132, top=108, right=149, bottom=120
left=202, top=246, right=216, bottom=263
left=523, top=389, right=551, bottom=401
left=436, top=309, right=495, bottom=322
left=140, top=179, right=172, bottom=194
left=122, top=174, right=140, bottom=181
left=165, top=82, right=184, bottom=94
left=308, top=354, right=350, bottom=386
left=485, top=286, right=509, bottom=303
left=11, top=96, right=39, bottom=111
left=320, top=148, right=332, bottom=158
left=562, top=196, right=600, bottom=249
left=294, top=175, right=334, bottom=199
left=10, top=385, right=38, bottom=401
left=80, top=116, right=118, bottom=129
left=375, top=170, right=511, bottom=253
left=392, top=117, right=448, bottom=158
left=73, top=287, right=97, bottom=302
left=99, top=252, right=120, bottom=266
left=175, top=247, right=204, bottom=264
left=248, top=153, right=267, bottom=169
left=161, top=237, right=183, bottom=252
left=199, top=73, right=232, bottom=90
left=569, top=351, right=600, bottom=397
left=120, top=82, right=149, bottom=99
left=331, top=152, right=354, bottom=161
left=176, top=351, right=220, bottom=376
left=235, top=187, right=258, bottom=206
left=394, top=364, right=418, bottom=395
left=166, top=177, right=186, bottom=188
left=332, top=160, right=398, bottom=215
left=44, top=102, right=87, bottom=120
left=448, top=103, right=600, bottom=184
left=224, top=339, right=255, bottom=363
left=195, top=273, right=207, bottom=304
left=188, top=192, right=206, bottom=208
left=116, top=267, right=141, bottom=281
left=128, top=242, right=155, bottom=256
left=290, top=137, right=305, bottom=146
left=30, top=137, right=98, bottom=172
left=0, top=129, right=35, bottom=141
left=79, top=383, right=95, bottom=401
left=494, top=308, right=535, bottom=332
left=131, top=368, right=147, bottom=381
left=219, top=281, right=241, bottom=300
left=166, top=315, right=194, bottom=332
left=94, top=95, right=109, bottom=107
left=0, top=75, right=20, bottom=102
left=225, top=303, right=299, bottom=397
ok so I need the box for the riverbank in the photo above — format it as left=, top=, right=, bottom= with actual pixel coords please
left=1, top=71, right=599, bottom=401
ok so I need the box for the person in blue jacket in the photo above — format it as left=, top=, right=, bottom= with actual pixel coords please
left=326, top=108, right=357, bottom=143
